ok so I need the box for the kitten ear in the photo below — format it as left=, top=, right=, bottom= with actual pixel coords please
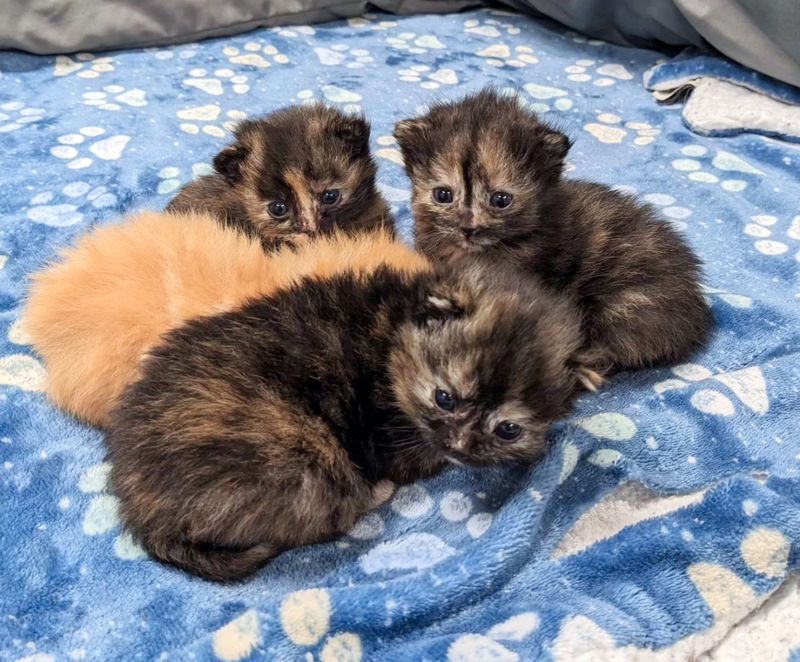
left=334, top=115, right=371, bottom=160
left=540, top=128, right=572, bottom=161
left=393, top=118, right=429, bottom=173
left=213, top=144, right=249, bottom=184
left=393, top=118, right=428, bottom=145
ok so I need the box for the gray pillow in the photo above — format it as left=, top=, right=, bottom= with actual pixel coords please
left=500, top=0, right=800, bottom=88
left=0, top=0, right=477, bottom=54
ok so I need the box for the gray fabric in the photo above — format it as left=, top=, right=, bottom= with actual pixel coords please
left=0, top=0, right=477, bottom=54
left=674, top=0, right=800, bottom=89
left=501, top=0, right=800, bottom=88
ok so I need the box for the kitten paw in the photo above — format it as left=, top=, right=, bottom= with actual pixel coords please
left=577, top=366, right=605, bottom=392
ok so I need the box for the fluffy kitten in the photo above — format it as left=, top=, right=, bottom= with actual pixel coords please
left=167, top=103, right=393, bottom=250
left=395, top=89, right=713, bottom=381
left=107, top=259, right=586, bottom=581
left=23, top=211, right=427, bottom=428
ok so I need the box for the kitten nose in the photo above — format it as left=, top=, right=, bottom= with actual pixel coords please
left=460, top=226, right=476, bottom=239
left=297, top=217, right=318, bottom=234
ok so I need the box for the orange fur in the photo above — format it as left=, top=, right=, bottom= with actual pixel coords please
left=23, top=210, right=430, bottom=427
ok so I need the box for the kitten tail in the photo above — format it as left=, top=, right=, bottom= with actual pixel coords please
left=146, top=536, right=278, bottom=582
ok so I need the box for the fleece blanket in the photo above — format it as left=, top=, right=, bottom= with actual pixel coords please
left=1, top=8, right=799, bottom=661
left=645, top=50, right=800, bottom=143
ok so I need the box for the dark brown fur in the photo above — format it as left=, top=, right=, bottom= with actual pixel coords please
left=395, top=89, right=713, bottom=381
left=168, top=103, right=393, bottom=250
left=107, top=260, right=587, bottom=581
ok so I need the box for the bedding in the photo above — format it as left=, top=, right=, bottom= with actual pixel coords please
left=1, top=8, right=799, bottom=661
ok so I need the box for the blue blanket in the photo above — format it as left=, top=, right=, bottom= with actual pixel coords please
left=1, top=9, right=799, bottom=661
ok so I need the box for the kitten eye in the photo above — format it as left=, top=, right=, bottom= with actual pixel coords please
left=489, top=191, right=513, bottom=209
left=267, top=201, right=289, bottom=219
left=433, top=187, right=454, bottom=205
left=494, top=421, right=522, bottom=441
left=320, top=189, right=340, bottom=205
left=434, top=388, right=455, bottom=412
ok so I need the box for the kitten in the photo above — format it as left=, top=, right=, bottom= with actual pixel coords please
left=395, top=89, right=713, bottom=382
left=107, top=258, right=587, bottom=581
left=23, top=210, right=428, bottom=428
left=167, top=103, right=393, bottom=250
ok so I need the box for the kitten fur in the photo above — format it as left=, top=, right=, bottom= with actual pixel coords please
left=167, top=103, right=393, bottom=250
left=23, top=210, right=428, bottom=428
left=395, top=89, right=713, bottom=380
left=108, top=259, right=587, bottom=581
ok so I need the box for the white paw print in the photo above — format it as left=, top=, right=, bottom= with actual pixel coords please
left=464, top=16, right=521, bottom=38
left=26, top=180, right=118, bottom=227
left=292, top=87, right=362, bottom=114
left=347, top=14, right=398, bottom=31
left=477, top=43, right=538, bottom=68
left=397, top=65, right=458, bottom=90
left=177, top=106, right=246, bottom=138
left=155, top=163, right=213, bottom=195
left=565, top=59, right=634, bottom=87
left=149, top=45, right=199, bottom=61
left=269, top=24, right=315, bottom=38
left=222, top=41, right=290, bottom=70
left=385, top=32, right=446, bottom=55
left=183, top=67, right=251, bottom=96
left=584, top=113, right=661, bottom=147
left=81, top=85, right=147, bottom=111
left=742, top=214, right=800, bottom=259
left=521, top=84, right=574, bottom=112
left=49, top=127, right=130, bottom=170
left=314, top=43, right=374, bottom=69
left=671, top=145, right=764, bottom=192
left=0, top=102, right=46, bottom=133
left=54, top=52, right=116, bottom=78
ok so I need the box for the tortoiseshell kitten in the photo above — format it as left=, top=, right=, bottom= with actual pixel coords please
left=168, top=103, right=393, bottom=250
left=395, top=89, right=713, bottom=384
left=107, top=259, right=587, bottom=581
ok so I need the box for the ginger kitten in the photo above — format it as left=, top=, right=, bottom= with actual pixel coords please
left=23, top=211, right=427, bottom=427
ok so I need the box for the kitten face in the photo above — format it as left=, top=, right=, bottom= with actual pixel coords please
left=394, top=89, right=571, bottom=261
left=390, top=260, right=583, bottom=467
left=215, top=103, right=387, bottom=243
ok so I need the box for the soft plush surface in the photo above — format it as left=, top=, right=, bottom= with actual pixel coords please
left=646, top=50, right=800, bottom=142
left=1, top=8, right=799, bottom=661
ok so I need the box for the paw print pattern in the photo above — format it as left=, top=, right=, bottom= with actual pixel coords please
left=82, top=85, right=147, bottom=111
left=742, top=214, right=800, bottom=259
left=49, top=127, right=130, bottom=170
left=54, top=52, right=116, bottom=78
left=183, top=67, right=251, bottom=96
left=0, top=102, right=46, bottom=133
left=521, top=84, right=574, bottom=112
left=671, top=145, right=764, bottom=192
left=464, top=16, right=521, bottom=38
left=222, top=42, right=290, bottom=69
left=314, top=43, right=374, bottom=69
left=397, top=65, right=458, bottom=90
left=584, top=113, right=661, bottom=147
left=347, top=14, right=399, bottom=31
left=26, top=181, right=119, bottom=227
left=177, top=107, right=246, bottom=137
left=564, top=59, right=634, bottom=87
left=270, top=24, right=315, bottom=39
left=477, top=44, right=538, bottom=68
left=291, top=88, right=362, bottom=114
left=386, top=32, right=446, bottom=55
left=155, top=163, right=213, bottom=195
left=150, top=46, right=199, bottom=61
